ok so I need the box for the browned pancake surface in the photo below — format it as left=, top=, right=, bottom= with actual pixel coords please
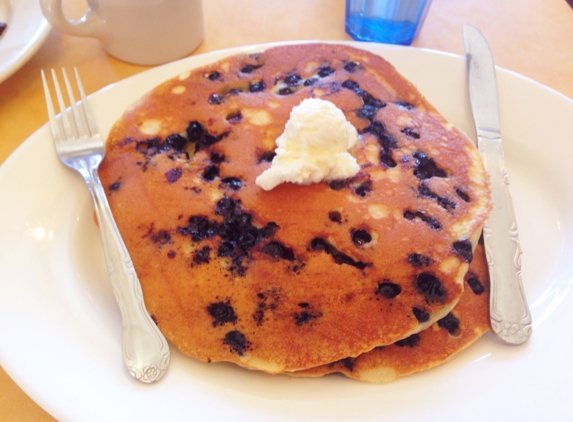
left=99, top=43, right=490, bottom=373
left=292, top=241, right=490, bottom=382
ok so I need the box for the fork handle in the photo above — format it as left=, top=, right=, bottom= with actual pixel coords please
left=86, top=168, right=170, bottom=383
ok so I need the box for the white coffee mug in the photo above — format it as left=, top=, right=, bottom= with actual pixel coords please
left=40, top=0, right=204, bottom=65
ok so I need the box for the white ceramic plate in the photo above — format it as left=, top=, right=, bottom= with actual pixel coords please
left=1, top=42, right=572, bottom=422
left=0, top=0, right=50, bottom=84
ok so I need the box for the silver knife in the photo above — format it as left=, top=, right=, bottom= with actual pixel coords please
left=463, top=24, right=532, bottom=345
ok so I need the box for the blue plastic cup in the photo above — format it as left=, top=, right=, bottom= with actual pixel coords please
left=345, top=0, right=432, bottom=45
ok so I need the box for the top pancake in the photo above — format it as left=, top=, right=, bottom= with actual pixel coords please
left=99, top=43, right=491, bottom=373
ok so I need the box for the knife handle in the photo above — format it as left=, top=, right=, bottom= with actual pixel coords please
left=479, top=133, right=532, bottom=345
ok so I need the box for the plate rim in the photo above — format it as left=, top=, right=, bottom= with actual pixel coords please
left=0, top=0, right=51, bottom=84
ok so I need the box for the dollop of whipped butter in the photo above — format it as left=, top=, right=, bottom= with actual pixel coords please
left=255, top=98, right=360, bottom=191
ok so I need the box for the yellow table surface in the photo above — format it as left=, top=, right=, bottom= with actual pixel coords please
left=1, top=0, right=572, bottom=420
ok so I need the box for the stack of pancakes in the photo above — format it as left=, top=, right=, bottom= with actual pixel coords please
left=99, top=43, right=491, bottom=382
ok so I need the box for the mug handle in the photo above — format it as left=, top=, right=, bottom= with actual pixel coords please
left=40, top=0, right=104, bottom=38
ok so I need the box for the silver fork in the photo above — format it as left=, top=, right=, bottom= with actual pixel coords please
left=41, top=68, right=170, bottom=383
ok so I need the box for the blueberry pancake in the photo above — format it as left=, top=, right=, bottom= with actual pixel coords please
left=99, top=43, right=491, bottom=373
left=292, top=240, right=490, bottom=382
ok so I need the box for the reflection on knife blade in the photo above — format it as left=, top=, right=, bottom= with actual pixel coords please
left=463, top=24, right=532, bottom=345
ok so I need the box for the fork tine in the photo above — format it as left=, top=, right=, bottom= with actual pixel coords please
left=62, top=68, right=88, bottom=139
left=51, top=68, right=77, bottom=140
left=41, top=69, right=63, bottom=143
left=74, top=67, right=99, bottom=137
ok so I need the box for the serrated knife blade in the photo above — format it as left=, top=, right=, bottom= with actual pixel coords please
left=463, top=24, right=532, bottom=345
